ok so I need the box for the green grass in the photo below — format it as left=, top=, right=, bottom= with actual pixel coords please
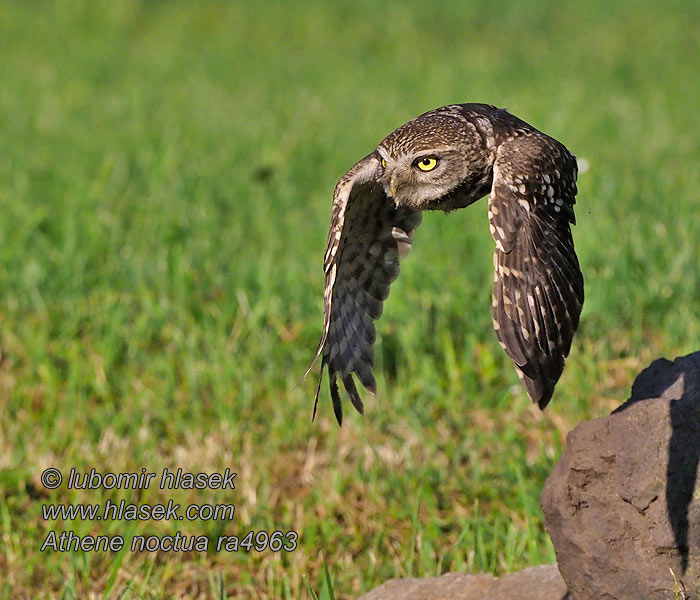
left=0, top=0, right=699, bottom=598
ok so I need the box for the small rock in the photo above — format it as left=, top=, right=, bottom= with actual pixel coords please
left=541, top=351, right=700, bottom=600
left=357, top=564, right=569, bottom=600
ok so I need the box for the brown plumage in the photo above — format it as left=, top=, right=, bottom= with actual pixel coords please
left=303, top=103, right=584, bottom=424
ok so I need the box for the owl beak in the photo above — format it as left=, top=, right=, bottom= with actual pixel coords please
left=389, top=173, right=398, bottom=198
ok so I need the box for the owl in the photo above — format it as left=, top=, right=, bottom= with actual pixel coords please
left=303, top=103, right=584, bottom=424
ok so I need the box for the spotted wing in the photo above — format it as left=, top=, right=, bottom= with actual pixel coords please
left=303, top=154, right=422, bottom=424
left=489, top=135, right=584, bottom=408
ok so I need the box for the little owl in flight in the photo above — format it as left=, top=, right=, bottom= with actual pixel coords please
left=304, top=103, right=584, bottom=424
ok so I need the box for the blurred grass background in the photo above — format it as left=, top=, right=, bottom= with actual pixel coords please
left=0, top=0, right=698, bottom=598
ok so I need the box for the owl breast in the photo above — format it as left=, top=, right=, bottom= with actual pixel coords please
left=424, top=169, right=494, bottom=212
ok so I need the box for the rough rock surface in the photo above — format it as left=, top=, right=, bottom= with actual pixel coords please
left=357, top=564, right=568, bottom=600
left=541, top=351, right=700, bottom=600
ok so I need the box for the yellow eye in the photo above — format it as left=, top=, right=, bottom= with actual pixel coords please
left=381, top=158, right=387, bottom=168
left=416, top=157, right=438, bottom=171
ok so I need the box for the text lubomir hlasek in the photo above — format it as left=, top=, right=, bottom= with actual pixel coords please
left=66, top=468, right=237, bottom=490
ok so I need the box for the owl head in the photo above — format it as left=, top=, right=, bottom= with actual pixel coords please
left=374, top=108, right=492, bottom=210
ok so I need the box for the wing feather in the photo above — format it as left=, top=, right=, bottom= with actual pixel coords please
left=489, top=135, right=583, bottom=408
left=303, top=154, right=421, bottom=423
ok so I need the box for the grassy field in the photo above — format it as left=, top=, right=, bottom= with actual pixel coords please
left=0, top=1, right=699, bottom=598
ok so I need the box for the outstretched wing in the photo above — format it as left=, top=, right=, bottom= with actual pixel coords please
left=303, top=154, right=422, bottom=424
left=488, top=135, right=583, bottom=408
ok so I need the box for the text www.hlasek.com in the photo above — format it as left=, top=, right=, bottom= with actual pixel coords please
left=42, top=499, right=235, bottom=522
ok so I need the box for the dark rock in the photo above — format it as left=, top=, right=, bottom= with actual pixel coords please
left=357, top=564, right=569, bottom=600
left=541, top=351, right=700, bottom=600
